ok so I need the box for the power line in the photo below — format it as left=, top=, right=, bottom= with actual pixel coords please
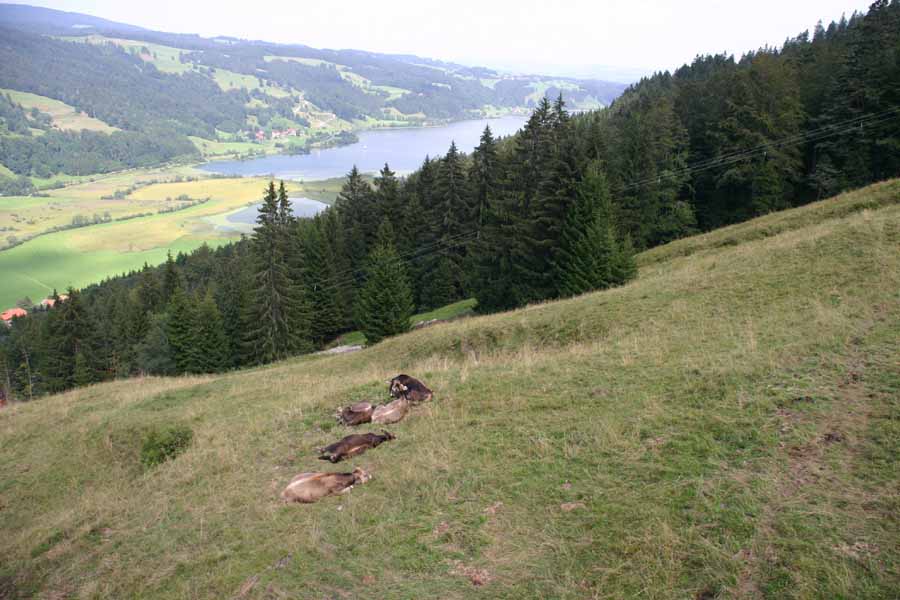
left=278, top=105, right=900, bottom=297
left=612, top=106, right=900, bottom=194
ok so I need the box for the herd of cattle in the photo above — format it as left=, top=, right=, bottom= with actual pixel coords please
left=280, top=374, right=433, bottom=504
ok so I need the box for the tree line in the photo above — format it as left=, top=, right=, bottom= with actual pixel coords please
left=2, top=0, right=898, bottom=401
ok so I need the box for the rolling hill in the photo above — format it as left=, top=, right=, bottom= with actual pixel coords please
left=0, top=3, right=626, bottom=183
left=1, top=180, right=897, bottom=598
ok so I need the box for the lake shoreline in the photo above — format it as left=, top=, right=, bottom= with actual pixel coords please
left=196, top=115, right=529, bottom=182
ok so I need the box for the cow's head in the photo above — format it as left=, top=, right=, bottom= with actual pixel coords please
left=390, top=379, right=409, bottom=397
left=352, top=467, right=372, bottom=484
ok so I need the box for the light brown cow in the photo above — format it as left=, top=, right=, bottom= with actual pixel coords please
left=280, top=468, right=371, bottom=503
left=336, top=401, right=374, bottom=426
left=372, top=397, right=409, bottom=424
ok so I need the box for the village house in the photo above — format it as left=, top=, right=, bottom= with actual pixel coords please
left=270, top=128, right=298, bottom=140
left=1, top=307, right=28, bottom=326
left=40, top=294, right=68, bottom=309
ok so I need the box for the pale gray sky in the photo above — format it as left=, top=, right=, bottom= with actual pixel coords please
left=8, top=0, right=872, bottom=80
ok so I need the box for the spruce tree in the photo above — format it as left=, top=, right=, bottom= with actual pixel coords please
left=135, top=313, right=176, bottom=375
left=194, top=289, right=228, bottom=373
left=336, top=166, right=377, bottom=280
left=215, top=249, right=251, bottom=368
left=297, top=219, right=342, bottom=346
left=161, top=251, right=181, bottom=306
left=375, top=163, right=403, bottom=231
left=318, top=209, right=355, bottom=329
left=43, top=289, right=96, bottom=392
left=73, top=351, right=94, bottom=387
left=244, top=182, right=311, bottom=364
left=354, top=220, right=414, bottom=345
left=166, top=284, right=199, bottom=374
left=421, top=142, right=468, bottom=307
left=557, top=162, right=636, bottom=296
left=506, top=96, right=560, bottom=304
left=470, top=125, right=499, bottom=235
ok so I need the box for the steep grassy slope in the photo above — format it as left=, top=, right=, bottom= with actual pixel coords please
left=1, top=183, right=898, bottom=599
left=0, top=88, right=118, bottom=133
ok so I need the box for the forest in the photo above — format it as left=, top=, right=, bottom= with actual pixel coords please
left=1, top=0, right=898, bottom=400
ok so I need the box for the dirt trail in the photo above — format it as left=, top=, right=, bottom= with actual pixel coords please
left=730, top=324, right=885, bottom=598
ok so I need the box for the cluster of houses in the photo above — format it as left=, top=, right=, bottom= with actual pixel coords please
left=1, top=294, right=68, bottom=327
left=253, top=128, right=299, bottom=142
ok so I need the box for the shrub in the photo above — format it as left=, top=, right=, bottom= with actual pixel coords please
left=140, top=425, right=193, bottom=468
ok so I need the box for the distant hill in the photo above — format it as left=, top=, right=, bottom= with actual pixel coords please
left=0, top=4, right=627, bottom=182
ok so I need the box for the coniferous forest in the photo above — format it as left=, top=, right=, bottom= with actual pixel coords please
left=2, top=1, right=899, bottom=401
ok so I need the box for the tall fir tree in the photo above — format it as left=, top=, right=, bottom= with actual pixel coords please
left=470, top=125, right=499, bottom=236
left=557, top=162, right=636, bottom=297
left=297, top=219, right=343, bottom=346
left=336, top=166, right=377, bottom=281
left=244, top=182, right=311, bottom=364
left=193, top=289, right=229, bottom=373
left=166, top=284, right=199, bottom=374
left=161, top=251, right=181, bottom=307
left=420, top=142, right=469, bottom=307
left=354, top=220, right=414, bottom=345
left=375, top=163, right=404, bottom=231
left=43, top=289, right=96, bottom=393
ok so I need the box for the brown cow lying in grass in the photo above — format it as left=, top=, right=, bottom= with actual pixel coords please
left=281, top=468, right=371, bottom=503
left=336, top=401, right=374, bottom=426
left=334, top=375, right=431, bottom=427
left=318, top=431, right=395, bottom=463
left=372, top=396, right=409, bottom=424
left=389, top=374, right=433, bottom=404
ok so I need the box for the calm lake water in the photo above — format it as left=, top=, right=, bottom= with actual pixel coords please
left=224, top=197, right=329, bottom=230
left=198, top=115, right=528, bottom=181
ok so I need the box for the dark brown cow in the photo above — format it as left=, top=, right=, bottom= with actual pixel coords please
left=336, top=401, right=374, bottom=426
left=318, top=431, right=395, bottom=463
left=281, top=468, right=371, bottom=503
left=388, top=374, right=433, bottom=404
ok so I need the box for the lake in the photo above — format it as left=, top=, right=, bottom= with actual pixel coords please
left=219, top=197, right=330, bottom=233
left=198, top=115, right=528, bottom=181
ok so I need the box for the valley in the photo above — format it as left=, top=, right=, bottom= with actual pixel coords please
left=0, top=114, right=524, bottom=308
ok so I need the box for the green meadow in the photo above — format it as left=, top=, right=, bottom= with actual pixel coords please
left=1, top=181, right=898, bottom=598
left=0, top=174, right=351, bottom=308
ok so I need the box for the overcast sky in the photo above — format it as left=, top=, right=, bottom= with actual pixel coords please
left=9, top=0, right=872, bottom=81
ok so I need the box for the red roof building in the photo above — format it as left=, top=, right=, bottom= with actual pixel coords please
left=1, top=307, right=28, bottom=325
left=40, top=294, right=69, bottom=308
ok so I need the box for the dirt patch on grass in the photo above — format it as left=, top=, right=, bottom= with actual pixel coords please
left=730, top=345, right=879, bottom=596
left=450, top=560, right=493, bottom=586
left=483, top=501, right=503, bottom=516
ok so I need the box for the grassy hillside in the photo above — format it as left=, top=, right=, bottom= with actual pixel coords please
left=1, top=182, right=898, bottom=598
left=0, top=88, right=118, bottom=133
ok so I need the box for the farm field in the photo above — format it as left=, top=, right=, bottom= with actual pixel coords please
left=1, top=88, right=118, bottom=133
left=60, top=35, right=194, bottom=74
left=2, top=166, right=209, bottom=248
left=0, top=175, right=347, bottom=308
left=1, top=182, right=898, bottom=598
